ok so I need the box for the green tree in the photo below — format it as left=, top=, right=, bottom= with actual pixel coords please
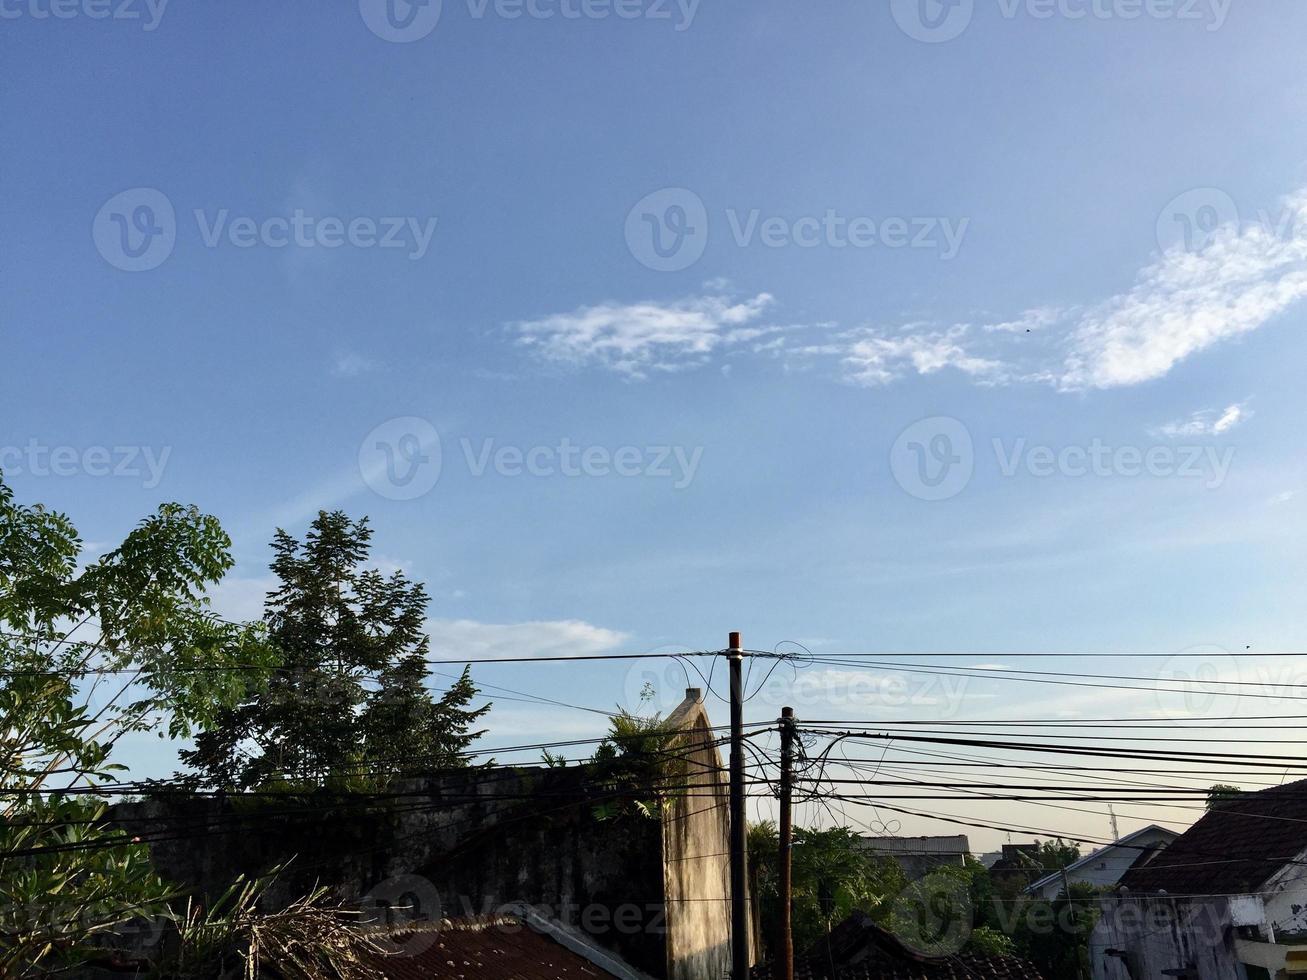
left=1035, top=838, right=1081, bottom=874
left=182, top=511, right=489, bottom=789
left=0, top=473, right=272, bottom=976
left=749, top=823, right=908, bottom=957
left=1207, top=783, right=1243, bottom=810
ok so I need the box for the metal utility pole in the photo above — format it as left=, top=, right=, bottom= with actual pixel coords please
left=777, top=706, right=796, bottom=980
left=728, top=631, right=749, bottom=980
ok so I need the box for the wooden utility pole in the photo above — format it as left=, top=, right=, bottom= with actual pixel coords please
left=728, top=631, right=749, bottom=980
left=778, top=706, right=796, bottom=980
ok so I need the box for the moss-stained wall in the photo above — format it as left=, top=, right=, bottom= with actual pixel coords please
left=660, top=693, right=736, bottom=980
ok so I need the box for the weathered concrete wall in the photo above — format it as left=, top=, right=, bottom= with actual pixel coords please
left=660, top=695, right=735, bottom=980
left=1090, top=897, right=1238, bottom=980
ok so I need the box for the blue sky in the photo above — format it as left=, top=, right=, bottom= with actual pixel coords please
left=6, top=0, right=1307, bottom=847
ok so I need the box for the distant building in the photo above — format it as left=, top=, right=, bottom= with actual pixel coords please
left=1025, top=825, right=1178, bottom=901
left=1090, top=779, right=1307, bottom=979
left=857, top=834, right=971, bottom=879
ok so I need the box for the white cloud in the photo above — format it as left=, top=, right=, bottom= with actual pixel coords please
left=983, top=307, right=1066, bottom=334
left=1062, top=191, right=1307, bottom=389
left=331, top=351, right=379, bottom=378
left=1154, top=402, right=1253, bottom=438
left=841, top=326, right=1006, bottom=387
left=507, top=186, right=1307, bottom=392
left=514, top=292, right=774, bottom=378
left=1269, top=489, right=1299, bottom=506
left=424, top=617, right=629, bottom=661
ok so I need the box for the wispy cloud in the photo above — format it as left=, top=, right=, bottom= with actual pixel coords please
left=1269, top=489, right=1299, bottom=506
left=514, top=292, right=774, bottom=378
left=1062, top=190, right=1307, bottom=389
left=423, top=617, right=629, bottom=661
left=331, top=350, right=380, bottom=378
left=982, top=307, right=1067, bottom=334
left=840, top=325, right=1007, bottom=387
left=509, top=186, right=1307, bottom=391
left=1154, top=402, right=1253, bottom=439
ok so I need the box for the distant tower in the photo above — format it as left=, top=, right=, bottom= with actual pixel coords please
left=1109, top=805, right=1120, bottom=841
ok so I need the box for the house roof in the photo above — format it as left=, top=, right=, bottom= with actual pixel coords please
left=860, top=835, right=971, bottom=856
left=1026, top=824, right=1178, bottom=893
left=1122, top=778, right=1307, bottom=895
left=751, top=911, right=1044, bottom=980
left=355, top=914, right=645, bottom=980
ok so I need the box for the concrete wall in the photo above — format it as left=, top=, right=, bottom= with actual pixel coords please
left=660, top=696, right=733, bottom=980
left=1089, top=897, right=1239, bottom=980
left=112, top=768, right=670, bottom=976
left=1090, top=870, right=1307, bottom=979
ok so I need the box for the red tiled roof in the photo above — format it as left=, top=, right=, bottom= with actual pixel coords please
left=1122, top=778, right=1307, bottom=895
left=358, top=918, right=623, bottom=979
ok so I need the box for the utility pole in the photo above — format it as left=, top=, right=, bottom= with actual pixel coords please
left=728, top=631, right=749, bottom=980
left=778, top=706, right=796, bottom=980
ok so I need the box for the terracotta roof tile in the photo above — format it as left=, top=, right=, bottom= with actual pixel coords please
left=1122, top=778, right=1307, bottom=895
left=357, top=918, right=623, bottom=980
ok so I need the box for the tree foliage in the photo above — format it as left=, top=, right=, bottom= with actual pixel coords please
left=1207, top=783, right=1243, bottom=810
left=0, top=473, right=272, bottom=976
left=182, top=511, right=488, bottom=789
left=749, top=823, right=908, bottom=956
